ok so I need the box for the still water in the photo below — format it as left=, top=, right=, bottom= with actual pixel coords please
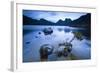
left=23, top=25, right=91, bottom=62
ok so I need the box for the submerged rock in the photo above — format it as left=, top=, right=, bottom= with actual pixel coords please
left=64, top=29, right=71, bottom=33
left=38, top=32, right=41, bottom=34
left=58, top=28, right=63, bottom=32
left=43, top=27, right=53, bottom=35
left=26, top=41, right=30, bottom=44
left=35, top=36, right=38, bottom=38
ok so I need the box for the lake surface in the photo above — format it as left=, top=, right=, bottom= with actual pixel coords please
left=23, top=25, right=91, bottom=62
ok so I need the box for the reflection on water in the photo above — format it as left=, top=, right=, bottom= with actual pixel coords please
left=23, top=25, right=91, bottom=62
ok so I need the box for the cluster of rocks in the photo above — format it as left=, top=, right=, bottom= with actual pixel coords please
left=57, top=42, right=72, bottom=57
left=39, top=42, right=73, bottom=61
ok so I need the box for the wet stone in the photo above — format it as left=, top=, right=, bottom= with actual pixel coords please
left=26, top=41, right=30, bottom=44
left=43, top=27, right=53, bottom=35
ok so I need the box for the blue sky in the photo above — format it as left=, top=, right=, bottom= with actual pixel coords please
left=23, top=10, right=87, bottom=23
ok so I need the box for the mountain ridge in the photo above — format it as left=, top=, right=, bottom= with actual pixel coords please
left=23, top=13, right=91, bottom=28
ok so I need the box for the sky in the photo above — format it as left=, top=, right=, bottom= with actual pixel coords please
left=23, top=10, right=87, bottom=23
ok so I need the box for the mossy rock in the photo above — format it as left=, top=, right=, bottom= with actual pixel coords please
left=73, top=32, right=83, bottom=40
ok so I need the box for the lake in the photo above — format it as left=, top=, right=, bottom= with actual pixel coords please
left=23, top=25, right=91, bottom=62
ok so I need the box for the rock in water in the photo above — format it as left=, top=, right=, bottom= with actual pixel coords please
left=39, top=44, right=54, bottom=61
left=58, top=42, right=72, bottom=57
left=26, top=41, right=30, bottom=44
left=43, top=27, right=53, bottom=35
left=38, top=32, right=41, bottom=34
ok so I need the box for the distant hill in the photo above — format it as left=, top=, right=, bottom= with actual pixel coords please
left=23, top=13, right=91, bottom=28
left=70, top=13, right=91, bottom=28
left=23, top=15, right=53, bottom=25
left=56, top=18, right=72, bottom=26
left=23, top=15, right=39, bottom=25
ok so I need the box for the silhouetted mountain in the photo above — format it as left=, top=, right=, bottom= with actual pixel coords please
left=23, top=13, right=91, bottom=28
left=23, top=15, right=39, bottom=25
left=39, top=18, right=54, bottom=25
left=65, top=18, right=72, bottom=23
left=70, top=13, right=91, bottom=39
left=23, top=15, right=54, bottom=25
left=56, top=19, right=66, bottom=25
left=56, top=19, right=63, bottom=23
left=56, top=18, right=73, bottom=26
left=70, top=13, right=91, bottom=28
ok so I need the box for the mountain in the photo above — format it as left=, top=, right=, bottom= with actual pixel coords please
left=70, top=13, right=91, bottom=39
left=39, top=18, right=54, bottom=25
left=23, top=13, right=91, bottom=28
left=56, top=19, right=66, bottom=25
left=70, top=13, right=91, bottom=28
left=23, top=15, right=39, bottom=25
left=23, top=15, right=54, bottom=25
left=23, top=15, right=72, bottom=26
left=65, top=18, right=72, bottom=23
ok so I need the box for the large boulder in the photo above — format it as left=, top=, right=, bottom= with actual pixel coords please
left=39, top=44, right=54, bottom=61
